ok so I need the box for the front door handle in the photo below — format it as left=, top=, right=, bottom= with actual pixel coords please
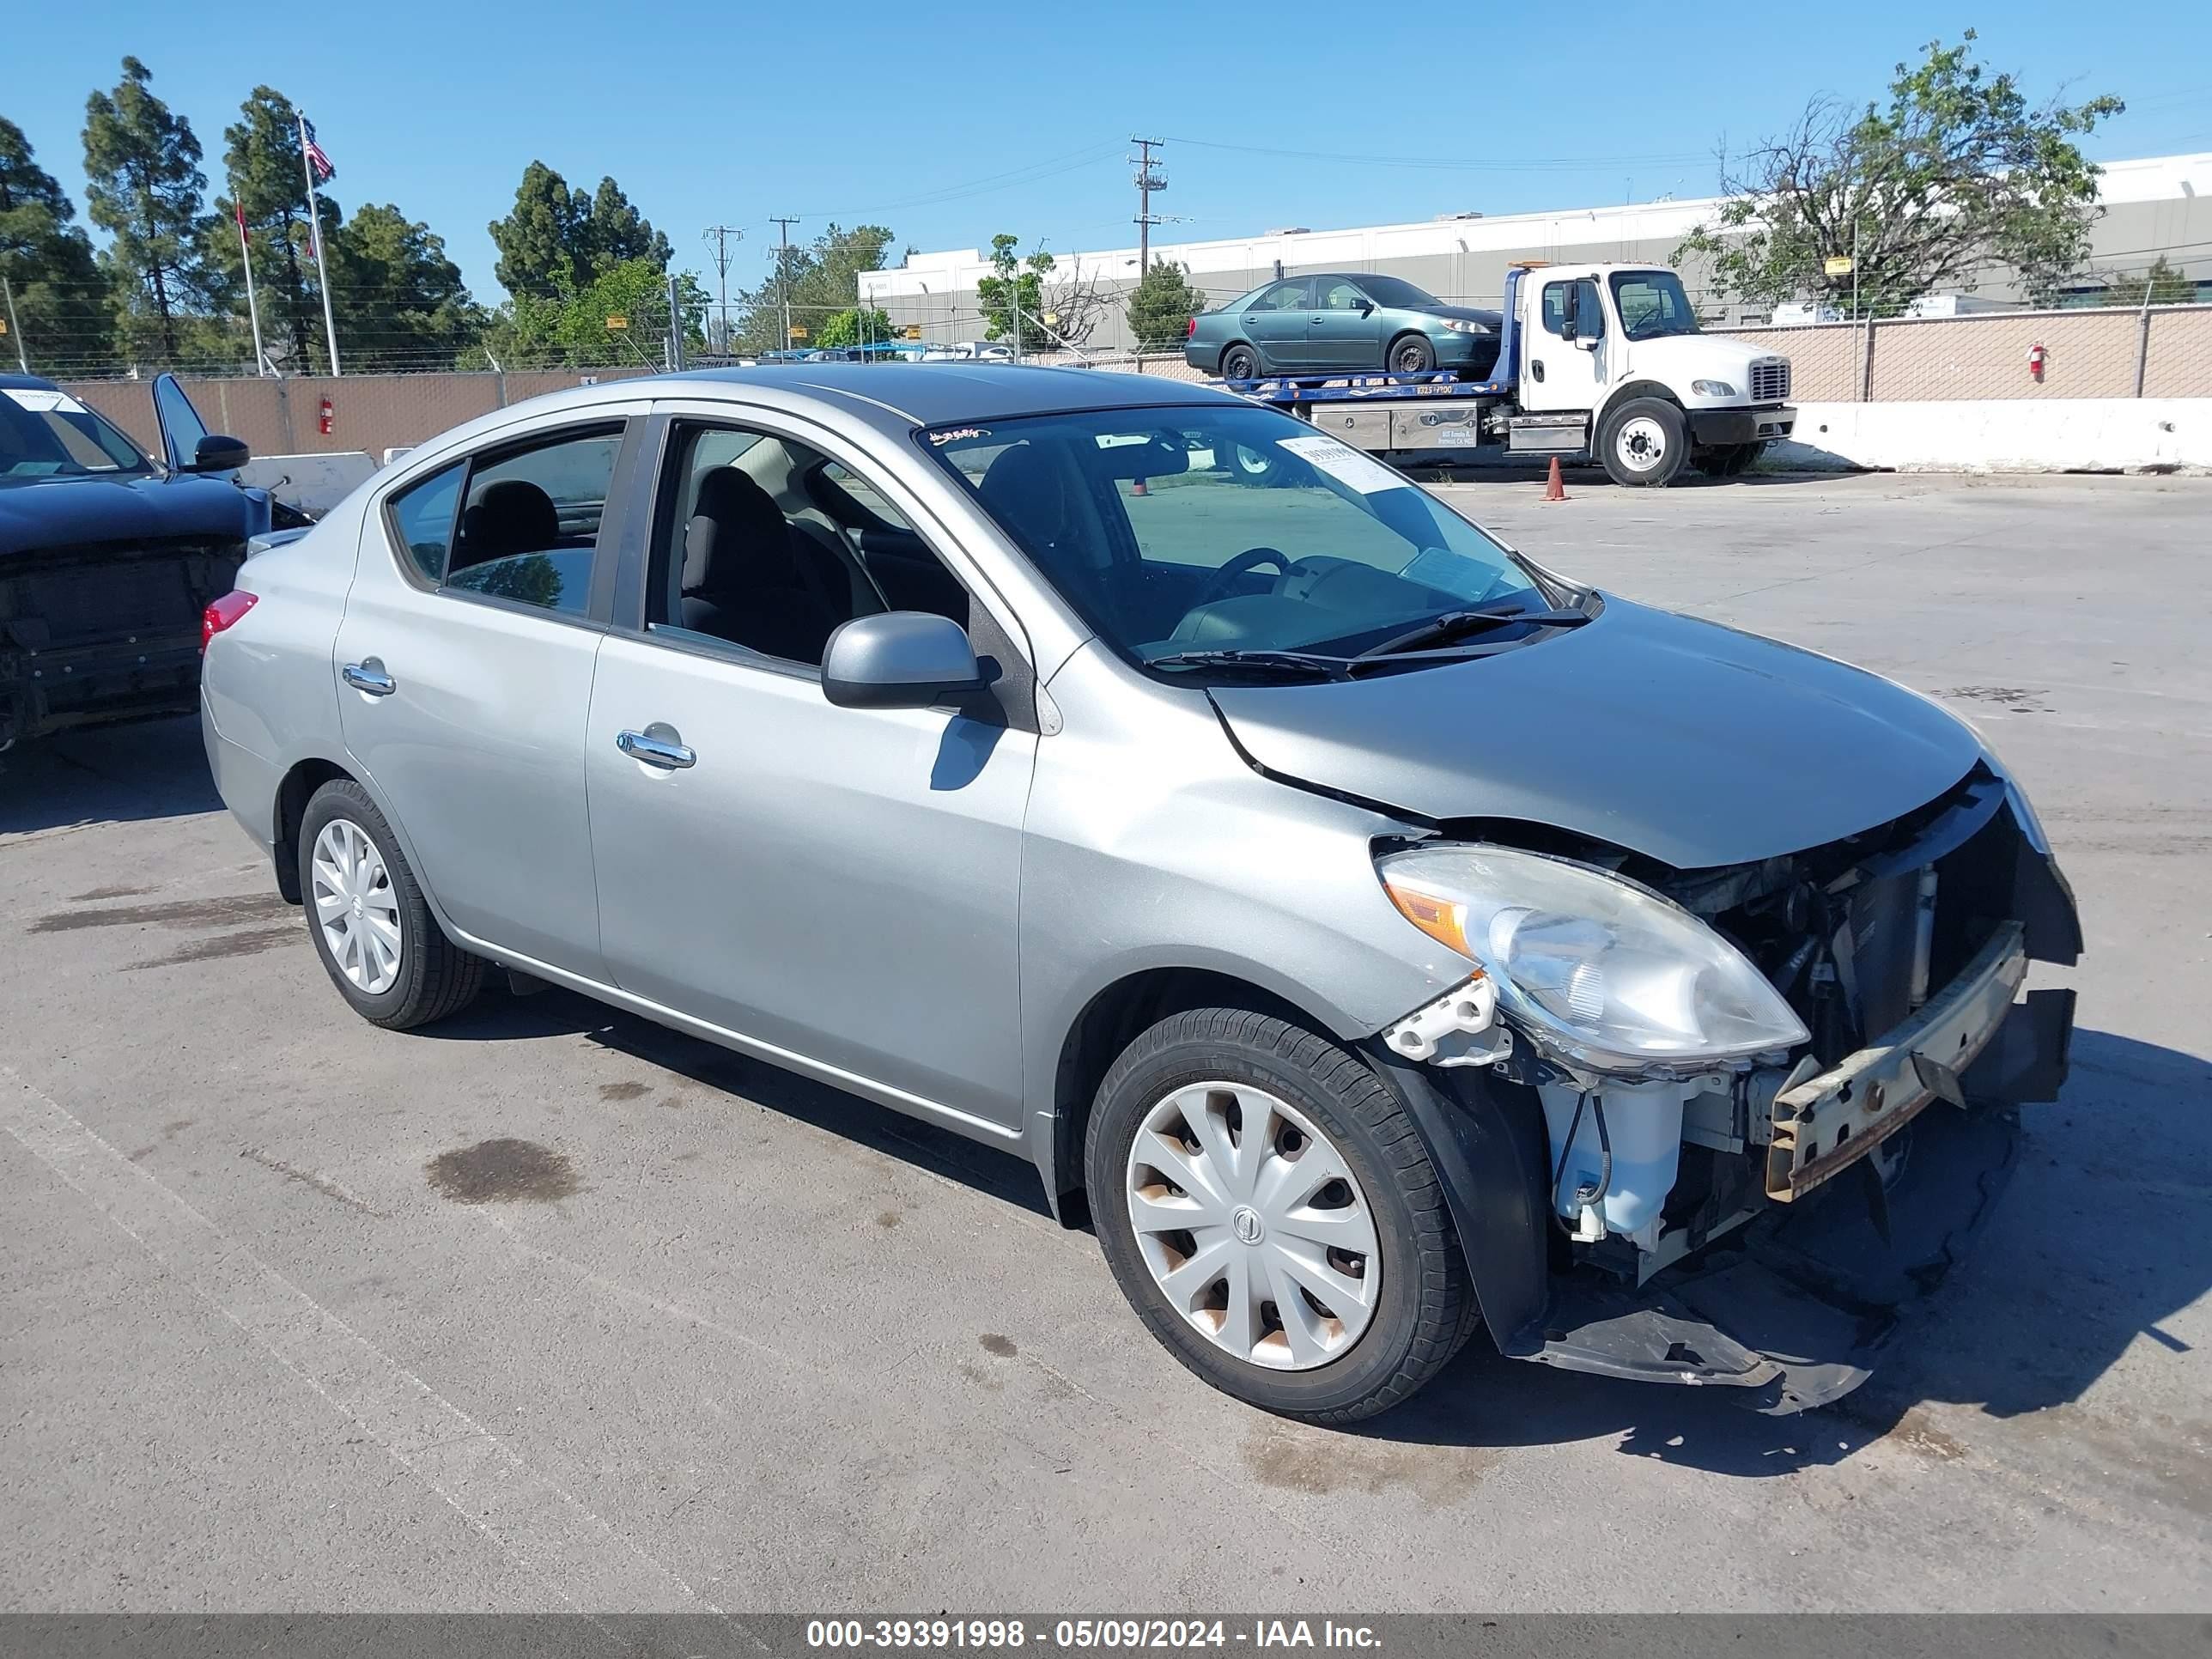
left=342, top=660, right=395, bottom=696
left=617, top=726, right=696, bottom=770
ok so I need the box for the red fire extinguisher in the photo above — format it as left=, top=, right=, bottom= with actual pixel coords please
left=2027, top=343, right=2046, bottom=385
left=319, top=396, right=334, bottom=435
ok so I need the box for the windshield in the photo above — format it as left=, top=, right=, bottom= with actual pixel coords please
left=1607, top=270, right=1703, bottom=341
left=923, top=404, right=1553, bottom=674
left=1358, top=275, right=1442, bottom=309
left=0, top=386, right=157, bottom=483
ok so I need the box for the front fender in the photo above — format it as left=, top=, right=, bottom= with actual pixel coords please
left=1366, top=1045, right=1553, bottom=1351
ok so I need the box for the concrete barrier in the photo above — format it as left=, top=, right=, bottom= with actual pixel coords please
left=235, top=451, right=378, bottom=515
left=1773, top=399, right=2210, bottom=474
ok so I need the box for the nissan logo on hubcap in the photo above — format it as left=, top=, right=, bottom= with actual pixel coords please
left=1231, top=1205, right=1265, bottom=1245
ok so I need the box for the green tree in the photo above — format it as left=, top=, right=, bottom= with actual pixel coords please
left=810, top=307, right=895, bottom=350
left=82, top=57, right=212, bottom=361
left=2131, top=255, right=2196, bottom=307
left=207, top=87, right=339, bottom=370
left=489, top=162, right=671, bottom=301
left=477, top=256, right=704, bottom=369
left=731, top=222, right=896, bottom=352
left=975, top=234, right=1049, bottom=350
left=0, top=116, right=112, bottom=374
left=1676, top=33, right=2123, bottom=314
left=1125, top=257, right=1203, bottom=350
left=333, top=203, right=483, bottom=370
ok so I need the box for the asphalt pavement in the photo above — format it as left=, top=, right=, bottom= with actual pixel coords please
left=3, top=471, right=2206, bottom=1613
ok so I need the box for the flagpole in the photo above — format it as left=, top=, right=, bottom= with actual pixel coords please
left=299, top=111, right=342, bottom=376
left=233, top=185, right=270, bottom=376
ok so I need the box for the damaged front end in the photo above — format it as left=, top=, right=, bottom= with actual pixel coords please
left=1376, top=762, right=2080, bottom=1413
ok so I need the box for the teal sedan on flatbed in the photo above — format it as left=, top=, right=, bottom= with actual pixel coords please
left=1186, top=273, right=1504, bottom=380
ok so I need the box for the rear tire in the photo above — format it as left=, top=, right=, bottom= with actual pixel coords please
left=1389, top=334, right=1437, bottom=374
left=1085, top=1007, right=1469, bottom=1423
left=298, top=779, right=483, bottom=1031
left=1219, top=342, right=1260, bottom=381
left=1598, top=396, right=1688, bottom=487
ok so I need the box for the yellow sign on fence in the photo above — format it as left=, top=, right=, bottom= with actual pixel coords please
left=605, top=314, right=629, bottom=330
left=1824, top=255, right=1855, bottom=276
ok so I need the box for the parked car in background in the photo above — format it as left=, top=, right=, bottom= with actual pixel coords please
left=921, top=342, right=1017, bottom=363
left=3, top=372, right=269, bottom=748
left=1187, top=274, right=1504, bottom=380
left=203, top=364, right=2077, bottom=1425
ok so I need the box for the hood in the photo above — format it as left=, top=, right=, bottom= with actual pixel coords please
left=1623, top=332, right=1778, bottom=384
left=0, top=471, right=268, bottom=557
left=1207, top=598, right=1981, bottom=870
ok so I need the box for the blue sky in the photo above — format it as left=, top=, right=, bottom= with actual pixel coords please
left=9, top=1, right=2209, bottom=305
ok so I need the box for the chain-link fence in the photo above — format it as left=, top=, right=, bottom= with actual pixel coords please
left=40, top=295, right=2210, bottom=467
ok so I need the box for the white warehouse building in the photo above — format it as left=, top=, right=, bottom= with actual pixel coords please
left=859, top=152, right=2212, bottom=356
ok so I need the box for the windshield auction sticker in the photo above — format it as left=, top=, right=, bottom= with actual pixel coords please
left=1275, top=433, right=1409, bottom=495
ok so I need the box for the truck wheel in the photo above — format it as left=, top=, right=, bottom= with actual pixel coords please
left=1599, top=397, right=1687, bottom=487
left=298, top=779, right=483, bottom=1030
left=1219, top=342, right=1260, bottom=381
left=1389, top=335, right=1436, bottom=374
left=1085, top=1006, right=1471, bottom=1424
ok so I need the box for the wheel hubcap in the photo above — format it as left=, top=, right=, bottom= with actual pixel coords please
left=1618, top=416, right=1668, bottom=471
left=311, top=817, right=403, bottom=995
left=1125, top=1083, right=1381, bottom=1371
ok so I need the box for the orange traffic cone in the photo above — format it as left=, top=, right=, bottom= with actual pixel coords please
left=1130, top=477, right=1148, bottom=496
left=1542, top=455, right=1568, bottom=502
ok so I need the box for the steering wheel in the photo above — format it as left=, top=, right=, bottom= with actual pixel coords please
left=1198, top=545, right=1304, bottom=607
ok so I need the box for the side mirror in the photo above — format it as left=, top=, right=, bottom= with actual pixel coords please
left=191, top=434, right=251, bottom=471
left=822, top=611, right=983, bottom=710
left=1570, top=334, right=1599, bottom=351
left=1353, top=299, right=1374, bottom=316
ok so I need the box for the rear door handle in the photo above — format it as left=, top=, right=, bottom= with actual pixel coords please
left=617, top=726, right=696, bottom=770
left=342, top=660, right=395, bottom=696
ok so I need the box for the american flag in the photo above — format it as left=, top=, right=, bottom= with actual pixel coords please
left=301, top=118, right=336, bottom=185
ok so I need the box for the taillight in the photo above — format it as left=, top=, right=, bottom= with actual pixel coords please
left=1186, top=315, right=1198, bottom=338
left=203, top=590, right=258, bottom=653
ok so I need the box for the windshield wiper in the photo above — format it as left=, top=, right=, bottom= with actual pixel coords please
left=1356, top=603, right=1589, bottom=660
left=1146, top=648, right=1350, bottom=680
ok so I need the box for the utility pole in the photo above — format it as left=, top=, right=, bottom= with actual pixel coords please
left=702, top=224, right=742, bottom=355
left=769, top=215, right=801, bottom=350
left=1129, top=137, right=1166, bottom=271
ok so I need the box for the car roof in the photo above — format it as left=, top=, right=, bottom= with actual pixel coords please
left=677, top=363, right=1233, bottom=424
left=0, top=373, right=63, bottom=392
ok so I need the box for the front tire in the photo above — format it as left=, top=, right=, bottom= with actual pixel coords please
left=298, top=779, right=483, bottom=1030
left=1218, top=342, right=1260, bottom=381
left=1389, top=334, right=1437, bottom=374
left=1599, top=396, right=1688, bottom=486
left=1085, top=1007, right=1470, bottom=1423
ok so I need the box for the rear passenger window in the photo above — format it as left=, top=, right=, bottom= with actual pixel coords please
left=387, top=426, right=623, bottom=617
left=389, top=462, right=464, bottom=583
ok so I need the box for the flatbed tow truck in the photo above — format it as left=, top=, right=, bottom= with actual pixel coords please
left=1218, top=263, right=1796, bottom=486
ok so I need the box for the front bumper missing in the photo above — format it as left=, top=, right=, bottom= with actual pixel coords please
left=1506, top=1103, right=2023, bottom=1413
left=1498, top=932, right=2074, bottom=1413
left=1766, top=921, right=2026, bottom=1201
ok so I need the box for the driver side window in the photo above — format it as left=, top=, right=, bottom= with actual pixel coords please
left=1540, top=280, right=1605, bottom=340
left=1247, top=279, right=1310, bottom=313
left=1318, top=280, right=1368, bottom=312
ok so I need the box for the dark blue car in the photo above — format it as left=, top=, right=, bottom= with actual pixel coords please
left=1, top=372, right=276, bottom=747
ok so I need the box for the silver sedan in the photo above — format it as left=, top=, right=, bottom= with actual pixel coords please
left=203, top=365, right=2077, bottom=1422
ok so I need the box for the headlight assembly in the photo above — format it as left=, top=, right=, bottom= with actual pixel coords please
left=1376, top=844, right=1809, bottom=1073
left=1437, top=318, right=1493, bottom=335
left=1691, top=380, right=1739, bottom=398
